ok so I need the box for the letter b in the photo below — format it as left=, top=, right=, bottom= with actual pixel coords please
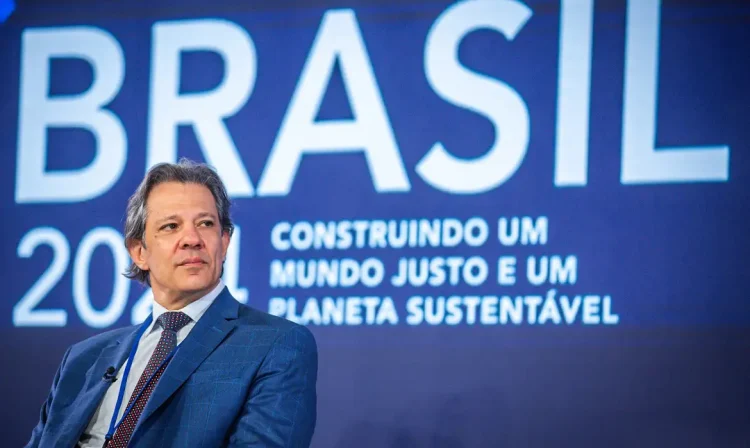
left=16, top=27, right=127, bottom=203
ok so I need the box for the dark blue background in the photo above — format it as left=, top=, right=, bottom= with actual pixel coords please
left=2, top=0, right=749, bottom=446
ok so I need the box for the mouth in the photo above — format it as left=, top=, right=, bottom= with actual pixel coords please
left=179, top=257, right=207, bottom=267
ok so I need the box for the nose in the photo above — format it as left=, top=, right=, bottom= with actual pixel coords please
left=179, top=224, right=204, bottom=249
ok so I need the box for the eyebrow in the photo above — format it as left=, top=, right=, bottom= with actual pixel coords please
left=154, top=212, right=217, bottom=225
left=154, top=214, right=180, bottom=226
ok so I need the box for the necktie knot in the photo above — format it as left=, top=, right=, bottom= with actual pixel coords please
left=157, top=311, right=191, bottom=333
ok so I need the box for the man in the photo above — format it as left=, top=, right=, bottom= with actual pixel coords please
left=25, top=159, right=318, bottom=447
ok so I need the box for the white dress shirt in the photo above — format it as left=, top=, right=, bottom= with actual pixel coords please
left=78, top=280, right=225, bottom=448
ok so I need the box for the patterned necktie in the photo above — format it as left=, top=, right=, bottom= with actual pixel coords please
left=107, top=311, right=192, bottom=448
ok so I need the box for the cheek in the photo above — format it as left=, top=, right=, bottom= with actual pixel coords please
left=213, top=241, right=227, bottom=264
left=221, top=233, right=230, bottom=256
left=146, top=241, right=176, bottom=270
left=206, top=233, right=227, bottom=254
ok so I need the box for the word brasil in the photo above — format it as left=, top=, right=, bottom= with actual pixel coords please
left=16, top=0, right=728, bottom=203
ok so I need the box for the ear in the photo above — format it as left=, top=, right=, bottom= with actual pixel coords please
left=127, top=238, right=149, bottom=272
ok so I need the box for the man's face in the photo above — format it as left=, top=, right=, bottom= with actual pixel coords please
left=129, top=182, right=230, bottom=306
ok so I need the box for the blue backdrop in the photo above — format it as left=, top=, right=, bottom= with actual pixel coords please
left=2, top=0, right=749, bottom=446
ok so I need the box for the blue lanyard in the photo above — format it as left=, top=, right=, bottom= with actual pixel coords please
left=103, top=314, right=180, bottom=446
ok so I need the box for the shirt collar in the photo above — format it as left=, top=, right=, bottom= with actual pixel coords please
left=150, top=279, right=225, bottom=331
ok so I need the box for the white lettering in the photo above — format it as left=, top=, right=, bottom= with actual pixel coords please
left=147, top=19, right=256, bottom=196
left=419, top=0, right=532, bottom=193
left=554, top=0, right=594, bottom=186
left=621, top=0, right=729, bottom=184
left=16, top=27, right=126, bottom=203
left=258, top=9, right=409, bottom=195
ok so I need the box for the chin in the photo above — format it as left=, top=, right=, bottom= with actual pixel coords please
left=177, top=274, right=217, bottom=292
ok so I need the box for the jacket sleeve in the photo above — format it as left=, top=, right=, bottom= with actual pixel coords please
left=25, top=346, right=72, bottom=448
left=227, top=325, right=318, bottom=448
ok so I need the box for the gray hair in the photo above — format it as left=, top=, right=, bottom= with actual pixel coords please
left=123, top=158, right=234, bottom=285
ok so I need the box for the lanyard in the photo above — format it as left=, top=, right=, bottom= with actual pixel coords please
left=103, top=314, right=180, bottom=446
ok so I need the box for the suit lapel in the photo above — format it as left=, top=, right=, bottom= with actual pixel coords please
left=58, top=325, right=143, bottom=448
left=135, top=288, right=239, bottom=431
left=83, top=329, right=138, bottom=381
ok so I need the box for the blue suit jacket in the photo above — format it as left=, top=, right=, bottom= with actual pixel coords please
left=25, top=288, right=318, bottom=447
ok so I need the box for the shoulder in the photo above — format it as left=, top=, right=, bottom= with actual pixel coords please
left=234, top=303, right=318, bottom=355
left=66, top=324, right=137, bottom=359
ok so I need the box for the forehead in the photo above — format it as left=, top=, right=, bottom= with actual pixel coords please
left=145, top=182, right=218, bottom=218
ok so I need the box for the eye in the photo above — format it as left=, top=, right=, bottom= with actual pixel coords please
left=160, top=223, right=177, bottom=231
left=199, top=220, right=214, bottom=227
